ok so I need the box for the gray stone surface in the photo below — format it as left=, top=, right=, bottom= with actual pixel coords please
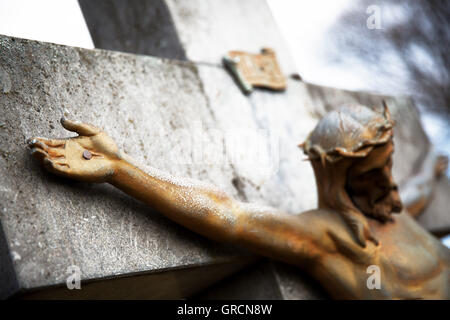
left=0, top=35, right=253, bottom=298
left=78, top=0, right=186, bottom=60
left=195, top=259, right=284, bottom=300
left=419, top=178, right=450, bottom=234
left=197, top=66, right=318, bottom=214
left=78, top=0, right=296, bottom=73
left=273, top=261, right=328, bottom=300
left=166, top=0, right=297, bottom=74
left=196, top=260, right=327, bottom=300
left=0, top=220, right=18, bottom=299
left=20, top=258, right=253, bottom=299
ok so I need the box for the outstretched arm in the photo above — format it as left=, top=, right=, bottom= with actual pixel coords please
left=29, top=119, right=319, bottom=266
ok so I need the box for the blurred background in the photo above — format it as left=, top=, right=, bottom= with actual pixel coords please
left=0, top=0, right=448, bottom=176
left=268, top=0, right=450, bottom=176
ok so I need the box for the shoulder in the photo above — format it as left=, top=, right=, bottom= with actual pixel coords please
left=296, top=208, right=344, bottom=230
left=296, top=208, right=348, bottom=248
left=299, top=209, right=378, bottom=261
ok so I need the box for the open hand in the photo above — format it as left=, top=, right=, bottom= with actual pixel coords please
left=29, top=118, right=121, bottom=183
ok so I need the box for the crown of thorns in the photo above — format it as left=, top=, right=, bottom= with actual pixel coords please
left=300, top=102, right=395, bottom=164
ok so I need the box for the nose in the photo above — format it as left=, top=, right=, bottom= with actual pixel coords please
left=380, top=165, right=398, bottom=189
left=377, top=167, right=397, bottom=190
left=390, top=187, right=403, bottom=213
left=381, top=165, right=394, bottom=181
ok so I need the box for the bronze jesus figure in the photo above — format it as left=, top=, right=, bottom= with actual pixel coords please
left=28, top=104, right=450, bottom=299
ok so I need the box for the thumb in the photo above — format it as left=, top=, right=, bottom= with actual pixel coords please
left=60, top=118, right=100, bottom=136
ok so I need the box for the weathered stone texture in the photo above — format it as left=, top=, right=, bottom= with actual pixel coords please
left=166, top=0, right=297, bottom=74
left=419, top=178, right=450, bottom=233
left=196, top=260, right=327, bottom=300
left=78, top=0, right=186, bottom=60
left=0, top=35, right=252, bottom=297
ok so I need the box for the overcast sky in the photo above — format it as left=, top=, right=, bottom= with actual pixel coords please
left=0, top=0, right=93, bottom=48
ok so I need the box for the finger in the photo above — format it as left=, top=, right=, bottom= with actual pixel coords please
left=368, top=234, right=379, bottom=246
left=350, top=222, right=367, bottom=248
left=364, top=226, right=379, bottom=246
left=55, top=161, right=70, bottom=168
left=28, top=139, right=49, bottom=151
left=47, top=148, right=65, bottom=158
left=39, top=137, right=66, bottom=148
left=43, top=158, right=69, bottom=176
left=355, top=230, right=367, bottom=248
left=90, top=152, right=104, bottom=158
left=29, top=137, right=65, bottom=148
left=61, top=117, right=100, bottom=136
left=30, top=148, right=48, bottom=162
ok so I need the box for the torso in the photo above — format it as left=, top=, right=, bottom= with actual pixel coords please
left=298, top=209, right=450, bottom=299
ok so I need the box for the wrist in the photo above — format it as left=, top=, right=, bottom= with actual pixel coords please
left=109, top=158, right=130, bottom=184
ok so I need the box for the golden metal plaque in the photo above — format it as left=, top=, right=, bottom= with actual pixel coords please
left=223, top=48, right=287, bottom=94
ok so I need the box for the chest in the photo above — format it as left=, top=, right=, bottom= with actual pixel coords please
left=371, top=216, right=443, bottom=281
left=318, top=214, right=448, bottom=299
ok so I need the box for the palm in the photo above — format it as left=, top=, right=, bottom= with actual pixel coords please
left=29, top=118, right=120, bottom=182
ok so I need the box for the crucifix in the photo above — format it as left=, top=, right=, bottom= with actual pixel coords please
left=28, top=103, right=450, bottom=299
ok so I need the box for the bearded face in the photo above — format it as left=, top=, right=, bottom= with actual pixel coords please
left=345, top=141, right=403, bottom=222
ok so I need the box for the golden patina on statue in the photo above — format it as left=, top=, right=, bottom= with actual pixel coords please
left=29, top=104, right=449, bottom=299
